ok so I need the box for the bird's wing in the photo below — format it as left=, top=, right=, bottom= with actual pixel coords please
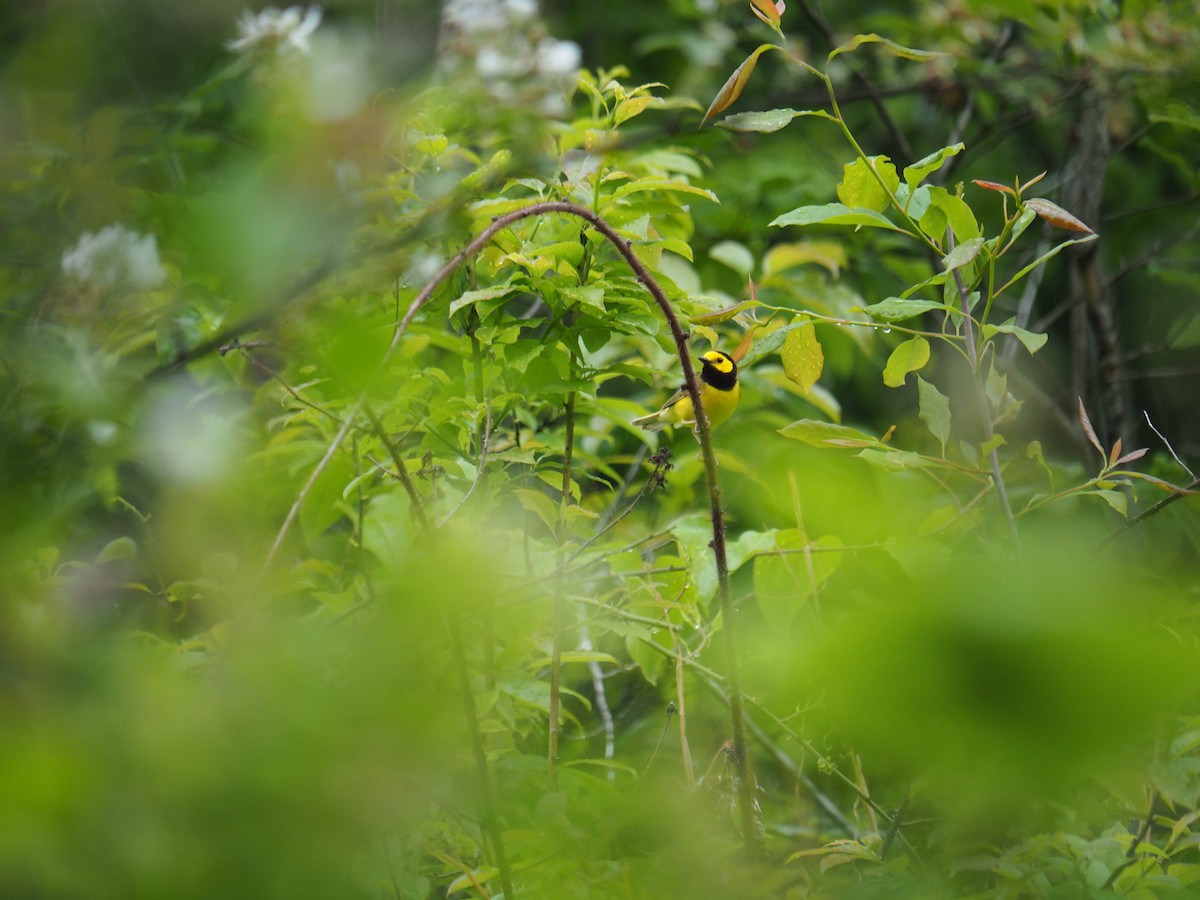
left=657, top=384, right=688, bottom=411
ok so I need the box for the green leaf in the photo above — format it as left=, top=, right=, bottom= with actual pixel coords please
left=828, top=33, right=945, bottom=63
left=981, top=320, right=1048, bottom=354
left=925, top=187, right=980, bottom=242
left=882, top=336, right=931, bottom=387
left=627, top=633, right=666, bottom=685
left=861, top=297, right=949, bottom=322
left=737, top=318, right=817, bottom=367
left=448, top=280, right=518, bottom=318
left=941, top=237, right=986, bottom=271
left=701, top=44, right=783, bottom=125
left=770, top=203, right=909, bottom=233
left=856, top=448, right=928, bottom=470
left=1149, top=102, right=1200, bottom=132
left=781, top=323, right=824, bottom=395
left=778, top=420, right=882, bottom=448
left=527, top=651, right=621, bottom=669
left=95, top=536, right=138, bottom=564
left=560, top=284, right=606, bottom=312
left=670, top=516, right=719, bottom=599
left=996, top=236, right=1098, bottom=297
left=448, top=868, right=499, bottom=895
left=513, top=488, right=560, bottom=535
left=689, top=299, right=760, bottom=326
left=762, top=241, right=847, bottom=277
left=300, top=454, right=355, bottom=541
left=717, top=108, right=837, bottom=133
left=837, top=156, right=900, bottom=213
left=1094, top=489, right=1128, bottom=516
left=980, top=433, right=1007, bottom=456
left=917, top=376, right=951, bottom=453
left=614, top=95, right=657, bottom=125
left=755, top=531, right=844, bottom=632
left=903, top=143, right=964, bottom=190
left=709, top=240, right=755, bottom=278
left=726, top=528, right=780, bottom=573
left=610, top=179, right=719, bottom=203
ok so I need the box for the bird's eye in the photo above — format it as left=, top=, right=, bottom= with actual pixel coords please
left=704, top=352, right=734, bottom=373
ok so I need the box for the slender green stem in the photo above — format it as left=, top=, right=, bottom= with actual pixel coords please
left=946, top=233, right=1021, bottom=550
left=819, top=72, right=941, bottom=255
left=549, top=390, right=577, bottom=791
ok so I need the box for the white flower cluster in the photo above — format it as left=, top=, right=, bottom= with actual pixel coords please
left=440, top=0, right=581, bottom=117
left=227, top=6, right=322, bottom=56
left=61, top=225, right=166, bottom=292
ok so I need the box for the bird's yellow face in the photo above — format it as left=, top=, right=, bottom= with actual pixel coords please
left=698, top=350, right=738, bottom=392
left=700, top=350, right=736, bottom=375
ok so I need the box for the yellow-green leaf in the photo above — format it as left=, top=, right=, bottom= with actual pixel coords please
left=829, top=33, right=944, bottom=63
left=781, top=323, right=824, bottom=395
left=689, top=299, right=760, bottom=326
left=882, top=336, right=931, bottom=387
left=903, top=143, right=964, bottom=190
left=837, top=156, right=899, bottom=212
left=917, top=375, right=951, bottom=453
left=778, top=419, right=882, bottom=448
left=717, top=107, right=835, bottom=133
left=763, top=240, right=846, bottom=277
left=770, top=202, right=908, bottom=233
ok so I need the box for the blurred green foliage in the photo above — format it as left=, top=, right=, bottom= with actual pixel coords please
left=2, top=0, right=1200, bottom=897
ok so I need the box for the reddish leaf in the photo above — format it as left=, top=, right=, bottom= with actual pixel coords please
left=1108, top=438, right=1123, bottom=467
left=1019, top=171, right=1047, bottom=193
left=973, top=179, right=1015, bottom=195
left=731, top=323, right=759, bottom=363
left=1077, top=397, right=1105, bottom=458
left=701, top=45, right=781, bottom=126
left=750, top=0, right=783, bottom=26
left=1026, top=198, right=1096, bottom=234
left=1115, top=447, right=1149, bottom=467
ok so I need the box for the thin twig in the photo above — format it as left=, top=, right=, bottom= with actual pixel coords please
left=255, top=397, right=364, bottom=591
left=363, top=401, right=432, bottom=533
left=437, top=401, right=493, bottom=528
left=564, top=448, right=672, bottom=568
left=879, top=792, right=911, bottom=860
left=1101, top=476, right=1200, bottom=545
left=788, top=0, right=913, bottom=159
left=1144, top=411, right=1195, bottom=480
left=947, top=230, right=1021, bottom=551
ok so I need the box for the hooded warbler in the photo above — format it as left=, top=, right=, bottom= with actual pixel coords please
left=632, top=350, right=741, bottom=433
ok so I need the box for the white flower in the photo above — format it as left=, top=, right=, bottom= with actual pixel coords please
left=442, top=0, right=537, bottom=35
left=504, top=0, right=539, bottom=20
left=475, top=45, right=528, bottom=80
left=62, top=225, right=166, bottom=291
left=535, top=37, right=581, bottom=77
left=227, top=6, right=322, bottom=55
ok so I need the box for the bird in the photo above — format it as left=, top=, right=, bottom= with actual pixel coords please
left=632, top=349, right=741, bottom=433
